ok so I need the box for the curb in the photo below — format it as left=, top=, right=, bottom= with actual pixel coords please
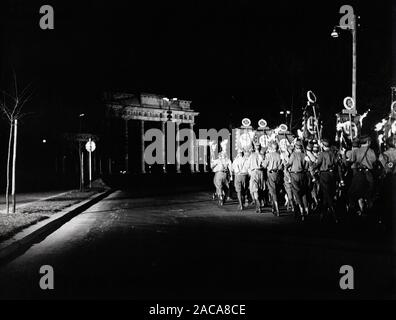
left=0, top=189, right=116, bottom=264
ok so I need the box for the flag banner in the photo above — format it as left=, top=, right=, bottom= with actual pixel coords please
left=336, top=113, right=361, bottom=142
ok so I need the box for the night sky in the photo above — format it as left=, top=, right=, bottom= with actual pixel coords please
left=0, top=0, right=393, bottom=145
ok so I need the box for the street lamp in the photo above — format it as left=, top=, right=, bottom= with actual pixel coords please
left=332, top=12, right=358, bottom=109
left=331, top=28, right=339, bottom=38
left=79, top=113, right=85, bottom=132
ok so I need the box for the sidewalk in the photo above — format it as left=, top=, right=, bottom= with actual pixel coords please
left=0, top=186, right=108, bottom=243
left=0, top=187, right=114, bottom=263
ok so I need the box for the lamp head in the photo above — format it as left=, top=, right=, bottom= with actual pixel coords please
left=331, top=28, right=339, bottom=38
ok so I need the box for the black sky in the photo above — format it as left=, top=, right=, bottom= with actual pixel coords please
left=0, top=0, right=393, bottom=138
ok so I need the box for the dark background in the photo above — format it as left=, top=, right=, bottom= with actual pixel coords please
left=0, top=0, right=393, bottom=188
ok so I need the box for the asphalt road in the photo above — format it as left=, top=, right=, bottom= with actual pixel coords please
left=0, top=190, right=394, bottom=300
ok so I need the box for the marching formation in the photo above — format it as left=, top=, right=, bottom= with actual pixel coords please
left=211, top=135, right=396, bottom=224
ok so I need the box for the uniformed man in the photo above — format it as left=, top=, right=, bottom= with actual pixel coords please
left=347, top=135, right=377, bottom=215
left=211, top=150, right=233, bottom=206
left=248, top=142, right=266, bottom=213
left=263, top=141, right=283, bottom=216
left=379, top=137, right=396, bottom=176
left=260, top=145, right=270, bottom=208
left=305, top=142, right=320, bottom=210
left=281, top=145, right=295, bottom=212
left=378, top=136, right=396, bottom=224
left=286, top=140, right=309, bottom=220
left=232, top=149, right=250, bottom=211
left=346, top=139, right=360, bottom=176
left=314, top=139, right=339, bottom=223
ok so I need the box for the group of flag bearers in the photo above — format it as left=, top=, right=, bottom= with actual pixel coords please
left=211, top=134, right=396, bottom=224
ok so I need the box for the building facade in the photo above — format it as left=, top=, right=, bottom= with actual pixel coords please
left=104, top=92, right=202, bottom=174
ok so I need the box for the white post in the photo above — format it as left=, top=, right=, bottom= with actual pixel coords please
left=11, top=119, right=18, bottom=213
left=190, top=123, right=195, bottom=173
left=88, top=139, right=92, bottom=189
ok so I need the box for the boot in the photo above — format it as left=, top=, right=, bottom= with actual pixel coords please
left=218, top=194, right=224, bottom=206
left=274, top=201, right=280, bottom=217
left=255, top=199, right=261, bottom=213
left=299, top=205, right=305, bottom=221
left=237, top=193, right=244, bottom=211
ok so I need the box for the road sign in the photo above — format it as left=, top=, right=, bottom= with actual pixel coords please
left=85, top=139, right=96, bottom=153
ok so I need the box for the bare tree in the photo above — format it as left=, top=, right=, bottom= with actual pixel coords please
left=0, top=73, right=33, bottom=214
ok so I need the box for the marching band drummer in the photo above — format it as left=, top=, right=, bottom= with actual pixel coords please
left=232, top=149, right=250, bottom=211
left=247, top=142, right=266, bottom=213
left=211, top=150, right=233, bottom=206
left=263, top=141, right=283, bottom=216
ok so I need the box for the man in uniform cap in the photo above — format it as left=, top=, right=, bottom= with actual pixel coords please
left=347, top=134, right=377, bottom=215
left=263, top=141, right=283, bottom=216
left=313, top=139, right=339, bottom=222
left=286, top=140, right=310, bottom=220
left=247, top=142, right=266, bottom=213
left=232, top=149, right=250, bottom=211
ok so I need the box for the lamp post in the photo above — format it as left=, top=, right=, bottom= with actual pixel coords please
left=332, top=11, right=358, bottom=109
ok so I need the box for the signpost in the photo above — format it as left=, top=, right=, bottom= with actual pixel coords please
left=85, top=138, right=96, bottom=189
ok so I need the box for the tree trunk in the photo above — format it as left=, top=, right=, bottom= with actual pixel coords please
left=12, top=119, right=18, bottom=213
left=5, top=120, right=13, bottom=214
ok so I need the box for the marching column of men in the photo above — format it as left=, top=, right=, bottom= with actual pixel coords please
left=212, top=134, right=396, bottom=224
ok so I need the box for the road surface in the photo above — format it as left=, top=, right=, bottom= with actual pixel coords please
left=0, top=190, right=394, bottom=299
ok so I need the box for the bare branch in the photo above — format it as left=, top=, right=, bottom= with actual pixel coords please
left=0, top=89, right=17, bottom=102
left=13, top=69, right=18, bottom=100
